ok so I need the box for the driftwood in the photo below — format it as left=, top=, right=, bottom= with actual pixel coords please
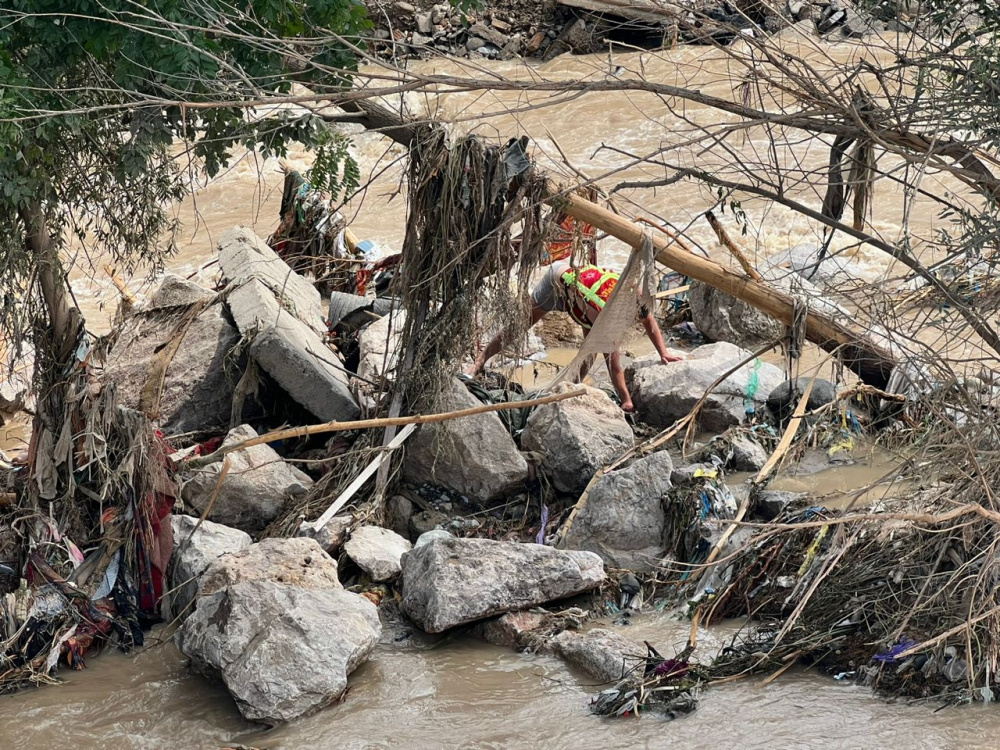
left=551, top=184, right=897, bottom=389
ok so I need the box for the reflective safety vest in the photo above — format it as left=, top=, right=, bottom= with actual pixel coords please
left=560, top=265, right=619, bottom=329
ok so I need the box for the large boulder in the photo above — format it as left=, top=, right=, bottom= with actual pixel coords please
left=166, top=514, right=251, bottom=620
left=550, top=628, right=643, bottom=683
left=147, top=273, right=214, bottom=310
left=688, top=266, right=848, bottom=349
left=198, top=536, right=341, bottom=599
left=558, top=451, right=672, bottom=573
left=399, top=536, right=605, bottom=633
left=630, top=342, right=784, bottom=432
left=176, top=581, right=380, bottom=724
left=402, top=378, right=528, bottom=503
left=343, top=526, right=412, bottom=582
left=180, top=424, right=312, bottom=533
left=227, top=278, right=359, bottom=423
left=521, top=384, right=633, bottom=495
left=102, top=300, right=241, bottom=435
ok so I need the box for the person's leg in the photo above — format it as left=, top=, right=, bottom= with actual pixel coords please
left=606, top=349, right=633, bottom=411
left=468, top=304, right=548, bottom=375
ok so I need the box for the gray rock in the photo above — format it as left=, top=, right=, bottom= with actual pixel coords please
left=411, top=32, right=433, bottom=46
left=402, top=378, right=528, bottom=503
left=357, top=312, right=404, bottom=383
left=559, top=452, right=672, bottom=573
left=297, top=514, right=354, bottom=553
left=343, top=526, right=412, bottom=582
left=757, top=490, right=808, bottom=521
left=414, top=529, right=453, bottom=547
left=228, top=279, right=359, bottom=422
left=415, top=11, right=434, bottom=33
left=521, top=384, right=633, bottom=495
left=550, top=628, right=643, bottom=683
left=102, top=302, right=241, bottom=435
left=764, top=243, right=883, bottom=291
left=400, top=537, right=605, bottom=633
left=394, top=0, right=415, bottom=13
left=466, top=35, right=488, bottom=50
left=198, top=536, right=341, bottom=600
left=560, top=18, right=592, bottom=53
left=386, top=495, right=413, bottom=538
left=176, top=581, right=380, bottom=724
left=409, top=509, right=450, bottom=540
left=472, top=610, right=547, bottom=649
left=166, top=515, right=251, bottom=621
left=631, top=342, right=785, bottom=432
left=180, top=424, right=312, bottom=533
left=147, top=274, right=213, bottom=310
left=767, top=376, right=838, bottom=422
left=670, top=462, right=717, bottom=485
left=217, top=226, right=325, bottom=333
left=710, top=432, right=769, bottom=472
left=689, top=265, right=848, bottom=349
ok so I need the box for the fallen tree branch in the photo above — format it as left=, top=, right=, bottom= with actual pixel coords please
left=704, top=210, right=764, bottom=282
left=186, top=385, right=587, bottom=468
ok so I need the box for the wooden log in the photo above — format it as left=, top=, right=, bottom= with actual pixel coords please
left=550, top=184, right=896, bottom=388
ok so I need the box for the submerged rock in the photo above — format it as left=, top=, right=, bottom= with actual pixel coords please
left=521, top=384, right=633, bottom=495
left=180, top=424, right=312, bottom=533
left=399, top=537, right=605, bottom=633
left=559, top=452, right=672, bottom=573
left=198, top=536, right=341, bottom=600
left=402, top=378, right=528, bottom=503
left=177, top=581, right=380, bottom=724
left=550, top=628, right=643, bottom=684
left=472, top=610, right=547, bottom=649
left=166, top=514, right=251, bottom=621
left=630, top=342, right=784, bottom=432
left=102, top=301, right=241, bottom=435
left=343, top=526, right=412, bottom=582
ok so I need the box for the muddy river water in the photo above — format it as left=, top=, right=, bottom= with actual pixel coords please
left=2, top=28, right=995, bottom=750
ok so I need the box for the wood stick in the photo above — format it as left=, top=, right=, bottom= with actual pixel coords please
left=310, top=423, right=417, bottom=532
left=655, top=285, right=690, bottom=299
left=552, top=184, right=896, bottom=389
left=753, top=378, right=816, bottom=486
left=704, top=210, right=764, bottom=282
left=187, top=386, right=587, bottom=468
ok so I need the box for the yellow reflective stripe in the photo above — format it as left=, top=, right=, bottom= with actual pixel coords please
left=560, top=266, right=618, bottom=311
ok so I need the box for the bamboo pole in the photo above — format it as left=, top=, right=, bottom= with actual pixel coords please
left=187, top=386, right=587, bottom=469
left=549, top=184, right=896, bottom=389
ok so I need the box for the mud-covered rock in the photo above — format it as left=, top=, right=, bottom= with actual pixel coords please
left=402, top=378, right=528, bottom=503
left=630, top=342, right=784, bottom=432
left=767, top=376, right=838, bottom=422
left=180, top=424, right=312, bottom=533
left=559, top=452, right=672, bottom=573
left=472, top=610, right=547, bottom=649
left=176, top=581, right=379, bottom=724
left=399, top=537, right=604, bottom=633
left=522, top=384, right=633, bottom=495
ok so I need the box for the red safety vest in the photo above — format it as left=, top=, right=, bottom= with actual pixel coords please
left=560, top=265, right=619, bottom=329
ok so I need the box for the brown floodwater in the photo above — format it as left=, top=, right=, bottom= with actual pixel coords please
left=0, top=615, right=995, bottom=750
left=4, top=27, right=996, bottom=749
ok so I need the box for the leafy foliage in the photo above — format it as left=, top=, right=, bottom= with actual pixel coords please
left=0, top=0, right=370, bottom=341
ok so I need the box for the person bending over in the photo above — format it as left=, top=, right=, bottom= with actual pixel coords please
left=469, top=261, right=683, bottom=411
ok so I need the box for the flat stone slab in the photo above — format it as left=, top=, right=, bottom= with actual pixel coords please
left=228, top=279, right=359, bottom=422
left=218, top=226, right=326, bottom=333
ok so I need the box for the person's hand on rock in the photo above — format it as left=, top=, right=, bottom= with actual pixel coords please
left=661, top=353, right=685, bottom=365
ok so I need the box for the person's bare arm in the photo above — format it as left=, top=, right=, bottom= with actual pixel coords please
left=642, top=311, right=683, bottom=364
